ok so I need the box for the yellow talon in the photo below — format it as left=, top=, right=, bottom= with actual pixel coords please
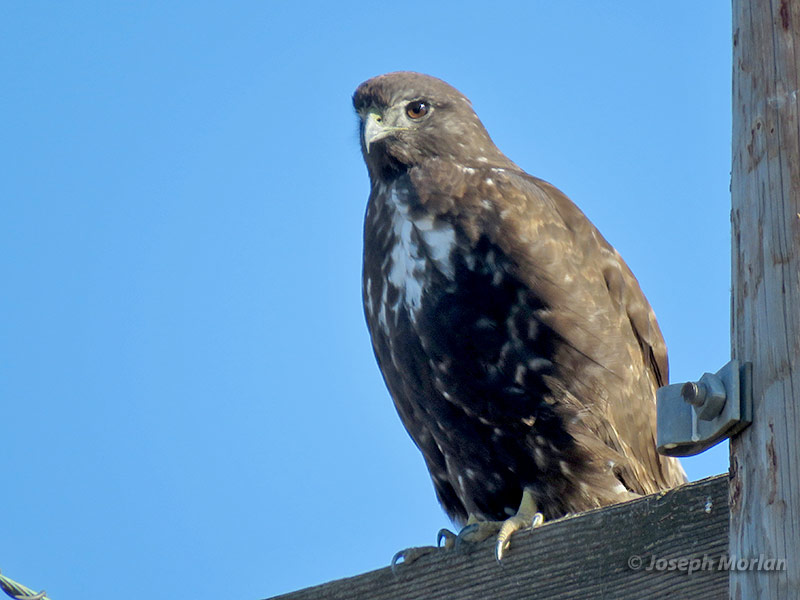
left=495, top=490, right=544, bottom=561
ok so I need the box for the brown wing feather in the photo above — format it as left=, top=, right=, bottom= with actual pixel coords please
left=479, top=171, right=686, bottom=494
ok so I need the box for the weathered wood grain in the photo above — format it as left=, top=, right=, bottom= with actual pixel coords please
left=266, top=475, right=728, bottom=600
left=730, top=1, right=800, bottom=598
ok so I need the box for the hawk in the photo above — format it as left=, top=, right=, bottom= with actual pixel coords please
left=353, top=72, right=686, bottom=561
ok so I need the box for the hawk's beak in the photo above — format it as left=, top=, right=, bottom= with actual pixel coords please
left=363, top=110, right=404, bottom=154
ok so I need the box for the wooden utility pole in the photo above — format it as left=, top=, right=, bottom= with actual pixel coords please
left=730, top=1, right=800, bottom=598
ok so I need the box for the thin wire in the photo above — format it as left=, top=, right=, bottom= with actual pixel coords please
left=0, top=570, right=50, bottom=600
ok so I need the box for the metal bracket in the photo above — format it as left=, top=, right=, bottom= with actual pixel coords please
left=656, top=360, right=753, bottom=457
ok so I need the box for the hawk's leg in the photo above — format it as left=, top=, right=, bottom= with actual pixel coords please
left=391, top=514, right=491, bottom=573
left=436, top=513, right=488, bottom=549
left=392, top=493, right=543, bottom=573
left=495, top=489, right=544, bottom=560
left=449, top=490, right=544, bottom=560
left=435, top=512, right=498, bottom=548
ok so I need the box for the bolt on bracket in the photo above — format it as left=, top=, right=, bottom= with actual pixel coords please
left=656, top=359, right=753, bottom=457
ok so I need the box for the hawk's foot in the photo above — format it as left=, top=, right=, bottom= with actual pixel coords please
left=455, top=519, right=503, bottom=545
left=495, top=489, right=544, bottom=561
left=391, top=493, right=544, bottom=575
left=390, top=545, right=439, bottom=574
left=437, top=519, right=501, bottom=550
left=436, top=528, right=458, bottom=549
left=391, top=517, right=488, bottom=574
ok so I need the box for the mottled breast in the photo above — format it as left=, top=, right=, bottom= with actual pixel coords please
left=363, top=179, right=458, bottom=336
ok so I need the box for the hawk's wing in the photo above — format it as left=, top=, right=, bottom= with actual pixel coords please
left=457, top=169, right=685, bottom=494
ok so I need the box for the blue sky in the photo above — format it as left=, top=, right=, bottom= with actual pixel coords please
left=1, top=3, right=731, bottom=598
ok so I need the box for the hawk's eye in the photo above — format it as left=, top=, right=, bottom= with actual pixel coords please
left=406, top=101, right=429, bottom=119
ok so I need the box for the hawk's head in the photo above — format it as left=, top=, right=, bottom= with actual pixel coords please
left=353, top=72, right=513, bottom=182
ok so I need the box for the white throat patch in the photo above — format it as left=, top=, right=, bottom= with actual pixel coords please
left=384, top=186, right=456, bottom=318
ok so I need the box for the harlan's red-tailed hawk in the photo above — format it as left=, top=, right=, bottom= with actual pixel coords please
left=353, top=72, right=686, bottom=562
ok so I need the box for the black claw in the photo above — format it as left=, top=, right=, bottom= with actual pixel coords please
left=458, top=523, right=479, bottom=539
left=390, top=545, right=439, bottom=574
left=390, top=550, right=406, bottom=576
left=436, top=528, right=456, bottom=548
left=454, top=523, right=478, bottom=550
left=495, top=540, right=506, bottom=562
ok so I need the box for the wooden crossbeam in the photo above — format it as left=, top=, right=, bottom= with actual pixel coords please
left=267, top=475, right=728, bottom=600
